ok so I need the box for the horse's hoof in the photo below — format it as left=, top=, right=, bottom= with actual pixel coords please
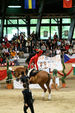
left=42, top=92, right=45, bottom=97
left=48, top=94, right=51, bottom=100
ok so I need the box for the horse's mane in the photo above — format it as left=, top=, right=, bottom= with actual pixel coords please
left=25, top=52, right=36, bottom=64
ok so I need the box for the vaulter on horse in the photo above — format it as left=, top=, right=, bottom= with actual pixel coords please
left=27, top=49, right=43, bottom=78
left=28, top=49, right=43, bottom=71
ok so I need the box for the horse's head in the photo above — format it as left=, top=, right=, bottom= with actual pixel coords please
left=13, top=67, right=28, bottom=78
left=13, top=70, right=20, bottom=78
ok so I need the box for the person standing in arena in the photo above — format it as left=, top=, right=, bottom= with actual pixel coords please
left=28, top=49, right=43, bottom=70
left=20, top=71, right=29, bottom=86
left=22, top=83, right=35, bottom=113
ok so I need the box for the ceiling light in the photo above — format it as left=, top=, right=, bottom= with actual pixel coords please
left=8, top=6, right=21, bottom=8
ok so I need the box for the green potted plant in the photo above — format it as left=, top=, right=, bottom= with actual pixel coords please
left=61, top=59, right=66, bottom=88
left=6, top=67, right=13, bottom=89
left=61, top=70, right=66, bottom=88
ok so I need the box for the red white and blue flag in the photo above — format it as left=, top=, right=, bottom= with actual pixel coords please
left=64, top=54, right=75, bottom=63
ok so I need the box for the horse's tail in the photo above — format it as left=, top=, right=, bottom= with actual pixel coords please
left=46, top=73, right=51, bottom=86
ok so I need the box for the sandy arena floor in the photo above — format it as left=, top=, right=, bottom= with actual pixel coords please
left=0, top=78, right=75, bottom=113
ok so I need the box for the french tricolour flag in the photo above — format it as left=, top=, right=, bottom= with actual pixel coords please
left=64, top=54, right=75, bottom=63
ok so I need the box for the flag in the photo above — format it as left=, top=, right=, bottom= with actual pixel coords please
left=64, top=54, right=75, bottom=63
left=63, top=0, right=72, bottom=8
left=24, top=0, right=36, bottom=9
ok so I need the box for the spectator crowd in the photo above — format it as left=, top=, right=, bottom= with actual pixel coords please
left=0, top=32, right=75, bottom=66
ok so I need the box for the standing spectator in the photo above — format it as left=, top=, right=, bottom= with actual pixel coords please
left=53, top=32, right=58, bottom=41
left=22, top=83, right=35, bottom=113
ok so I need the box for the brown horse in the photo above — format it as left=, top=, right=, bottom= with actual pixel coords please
left=14, top=67, right=55, bottom=100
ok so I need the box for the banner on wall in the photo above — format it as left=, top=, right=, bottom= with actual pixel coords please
left=37, top=55, right=63, bottom=71
left=0, top=70, right=7, bottom=81
left=63, top=0, right=72, bottom=8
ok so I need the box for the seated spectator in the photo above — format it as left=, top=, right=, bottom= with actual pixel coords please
left=0, top=56, right=3, bottom=64
left=9, top=55, right=14, bottom=65
left=35, top=43, right=40, bottom=49
left=6, top=41, right=11, bottom=49
left=41, top=43, right=46, bottom=53
left=39, top=40, right=43, bottom=47
left=65, top=39, right=70, bottom=45
left=11, top=50, right=16, bottom=57
left=2, top=46, right=9, bottom=57
left=68, top=45, right=73, bottom=55
left=2, top=52, right=7, bottom=64
left=46, top=39, right=51, bottom=47
left=26, top=41, right=31, bottom=53
left=13, top=53, right=19, bottom=66
left=52, top=49, right=56, bottom=57
left=1, top=42, right=6, bottom=48
left=2, top=46, right=8, bottom=53
left=14, top=44, right=18, bottom=53
left=49, top=50, right=53, bottom=57
left=61, top=46, right=67, bottom=54
left=18, top=44, right=24, bottom=58
left=57, top=39, right=61, bottom=46
left=56, top=47, right=61, bottom=55
left=73, top=44, right=75, bottom=54
left=65, top=43, right=70, bottom=53
left=45, top=46, right=50, bottom=56
left=4, top=35, right=8, bottom=43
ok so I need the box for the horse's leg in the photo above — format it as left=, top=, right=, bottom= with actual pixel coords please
left=39, top=83, right=47, bottom=97
left=46, top=80, right=51, bottom=100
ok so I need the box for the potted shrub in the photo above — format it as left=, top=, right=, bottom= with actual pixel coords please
left=61, top=59, right=66, bottom=88
left=61, top=76, right=66, bottom=88
left=6, top=67, right=13, bottom=89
